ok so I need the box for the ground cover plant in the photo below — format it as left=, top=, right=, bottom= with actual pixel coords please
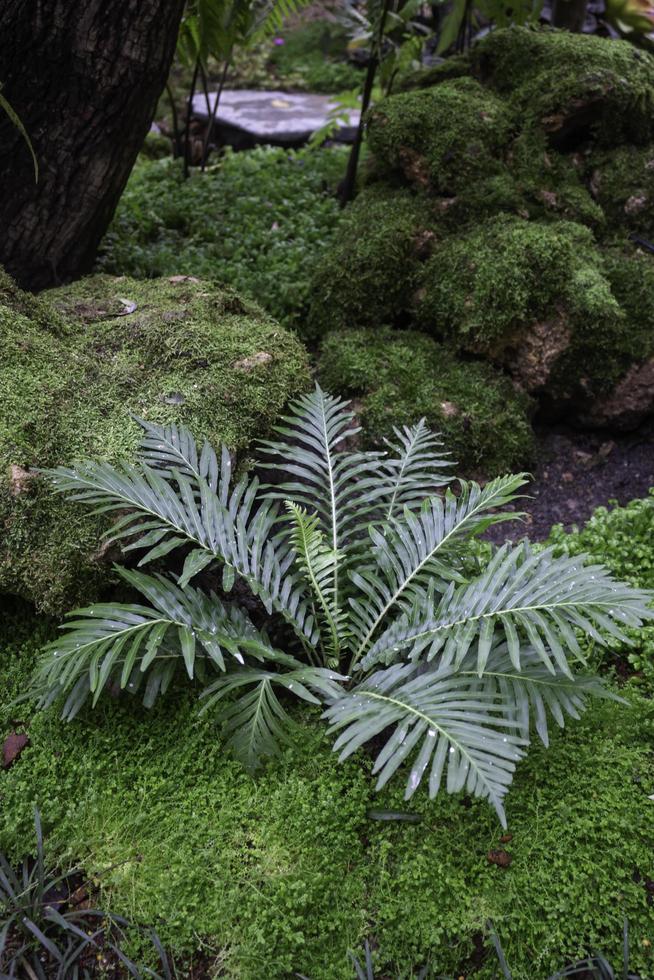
left=0, top=810, right=171, bottom=979
left=28, top=388, right=654, bottom=831
left=97, top=146, right=347, bottom=332
left=1, top=595, right=654, bottom=978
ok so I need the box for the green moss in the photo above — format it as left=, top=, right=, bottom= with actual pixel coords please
left=0, top=272, right=310, bottom=612
left=507, top=130, right=605, bottom=229
left=584, top=144, right=654, bottom=240
left=306, top=187, right=438, bottom=339
left=602, top=247, right=654, bottom=360
left=367, top=77, right=512, bottom=194
left=318, top=328, right=534, bottom=475
left=473, top=26, right=654, bottom=147
left=97, top=148, right=347, bottom=334
left=416, top=215, right=607, bottom=347
left=306, top=28, right=654, bottom=435
left=1, top=608, right=653, bottom=979
left=414, top=214, right=647, bottom=401
left=396, top=53, right=473, bottom=91
left=547, top=491, right=654, bottom=693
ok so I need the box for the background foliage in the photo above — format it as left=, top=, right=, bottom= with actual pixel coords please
left=97, top=147, right=347, bottom=332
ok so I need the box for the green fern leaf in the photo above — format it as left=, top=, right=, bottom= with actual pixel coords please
left=325, top=663, right=526, bottom=828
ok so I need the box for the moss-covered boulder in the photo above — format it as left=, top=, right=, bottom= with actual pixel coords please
left=0, top=271, right=310, bottom=613
left=318, top=329, right=534, bottom=475
left=309, top=27, right=654, bottom=431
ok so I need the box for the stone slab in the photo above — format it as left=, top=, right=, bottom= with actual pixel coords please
left=192, top=89, right=361, bottom=145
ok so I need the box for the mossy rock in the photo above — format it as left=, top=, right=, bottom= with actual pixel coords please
left=0, top=271, right=310, bottom=613
left=318, top=328, right=535, bottom=475
left=309, top=27, right=654, bottom=430
left=366, top=76, right=512, bottom=194
left=585, top=144, right=654, bottom=240
left=472, top=26, right=654, bottom=149
left=306, top=186, right=439, bottom=339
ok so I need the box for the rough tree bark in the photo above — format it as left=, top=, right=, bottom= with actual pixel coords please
left=0, top=0, right=186, bottom=290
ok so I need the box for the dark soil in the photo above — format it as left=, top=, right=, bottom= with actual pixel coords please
left=485, top=418, right=654, bottom=545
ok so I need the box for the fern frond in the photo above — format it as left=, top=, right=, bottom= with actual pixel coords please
left=287, top=502, right=348, bottom=661
left=260, top=385, right=387, bottom=613
left=254, top=0, right=314, bottom=39
left=30, top=569, right=276, bottom=718
left=460, top=643, right=622, bottom=747
left=136, top=416, right=226, bottom=495
left=362, top=542, right=654, bottom=675
left=201, top=662, right=346, bottom=770
left=349, top=475, right=528, bottom=667
left=324, top=663, right=526, bottom=827
left=45, top=457, right=317, bottom=645
left=381, top=420, right=453, bottom=522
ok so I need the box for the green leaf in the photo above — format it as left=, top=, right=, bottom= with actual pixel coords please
left=178, top=548, right=215, bottom=588
left=325, top=663, right=526, bottom=828
left=0, top=85, right=38, bottom=181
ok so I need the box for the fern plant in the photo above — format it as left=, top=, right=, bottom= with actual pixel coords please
left=33, top=388, right=653, bottom=825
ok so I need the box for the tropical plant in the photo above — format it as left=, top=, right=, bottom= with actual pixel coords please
left=32, top=388, right=653, bottom=826
left=175, top=0, right=313, bottom=171
left=0, top=809, right=171, bottom=980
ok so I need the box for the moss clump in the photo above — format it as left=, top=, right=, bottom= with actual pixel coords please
left=473, top=26, right=654, bottom=147
left=0, top=272, right=310, bottom=612
left=306, top=186, right=438, bottom=339
left=309, top=27, right=654, bottom=431
left=585, top=144, right=654, bottom=240
left=415, top=216, right=646, bottom=404
left=367, top=76, right=512, bottom=194
left=318, top=328, right=534, bottom=474
left=1, top=601, right=653, bottom=979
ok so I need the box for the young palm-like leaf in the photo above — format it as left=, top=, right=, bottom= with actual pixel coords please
left=45, top=457, right=317, bottom=644
left=36, top=389, right=654, bottom=824
left=349, top=475, right=528, bottom=668
left=201, top=662, right=346, bottom=770
left=260, top=386, right=388, bottom=611
left=287, top=502, right=347, bottom=662
left=362, top=542, right=654, bottom=675
left=459, top=642, right=622, bottom=746
left=324, top=663, right=526, bottom=827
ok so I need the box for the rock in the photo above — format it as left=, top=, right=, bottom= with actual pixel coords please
left=0, top=269, right=311, bottom=613
left=580, top=357, right=654, bottom=428
left=3, top=732, right=29, bottom=769
left=233, top=352, right=274, bottom=371
left=191, top=89, right=360, bottom=148
left=309, top=27, right=654, bottom=432
left=317, top=327, right=534, bottom=476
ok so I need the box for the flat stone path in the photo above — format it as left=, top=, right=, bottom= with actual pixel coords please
left=192, top=89, right=360, bottom=146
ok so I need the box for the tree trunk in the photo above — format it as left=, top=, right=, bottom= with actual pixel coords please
left=0, top=0, right=186, bottom=290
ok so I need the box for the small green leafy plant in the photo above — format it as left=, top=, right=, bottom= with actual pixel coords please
left=0, top=809, right=170, bottom=979
left=96, top=148, right=346, bottom=333
left=32, top=389, right=653, bottom=826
